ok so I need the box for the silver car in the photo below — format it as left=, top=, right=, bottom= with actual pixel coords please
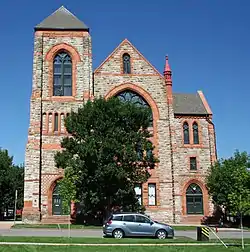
left=103, top=212, right=174, bottom=239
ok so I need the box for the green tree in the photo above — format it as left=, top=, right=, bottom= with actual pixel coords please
left=206, top=151, right=250, bottom=217
left=55, top=97, right=157, bottom=221
left=0, top=149, right=24, bottom=219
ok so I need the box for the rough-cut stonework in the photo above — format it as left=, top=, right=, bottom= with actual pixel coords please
left=23, top=7, right=217, bottom=224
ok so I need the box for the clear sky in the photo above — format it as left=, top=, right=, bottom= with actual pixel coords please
left=0, top=0, right=249, bottom=165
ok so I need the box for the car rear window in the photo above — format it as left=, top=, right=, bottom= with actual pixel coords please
left=123, top=215, right=135, bottom=222
left=112, top=215, right=123, bottom=221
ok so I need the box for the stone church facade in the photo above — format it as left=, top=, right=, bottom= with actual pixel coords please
left=23, top=6, right=217, bottom=224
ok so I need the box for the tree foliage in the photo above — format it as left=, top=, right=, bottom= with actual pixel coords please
left=206, top=151, right=250, bottom=216
left=0, top=148, right=24, bottom=218
left=55, top=97, right=157, bottom=220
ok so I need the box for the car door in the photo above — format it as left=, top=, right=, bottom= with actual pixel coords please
left=121, top=215, right=138, bottom=236
left=135, top=215, right=155, bottom=236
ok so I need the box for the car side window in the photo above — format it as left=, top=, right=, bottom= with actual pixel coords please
left=136, top=215, right=151, bottom=223
left=123, top=215, right=135, bottom=222
left=112, top=215, right=123, bottom=221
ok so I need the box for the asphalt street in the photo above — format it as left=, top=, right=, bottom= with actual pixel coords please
left=0, top=228, right=249, bottom=240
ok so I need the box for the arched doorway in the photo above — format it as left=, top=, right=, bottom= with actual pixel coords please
left=186, top=183, right=203, bottom=214
left=52, top=183, right=63, bottom=215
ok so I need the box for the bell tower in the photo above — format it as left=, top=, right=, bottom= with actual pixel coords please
left=23, top=6, right=92, bottom=222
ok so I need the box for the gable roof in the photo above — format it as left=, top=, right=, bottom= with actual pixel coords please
left=35, top=6, right=89, bottom=31
left=94, top=39, right=164, bottom=79
left=173, top=93, right=210, bottom=115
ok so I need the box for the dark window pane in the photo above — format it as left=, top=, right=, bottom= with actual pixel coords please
left=123, top=215, right=135, bottom=222
left=53, top=52, right=72, bottom=97
left=112, top=215, right=123, bottom=221
left=63, top=64, right=72, bottom=74
left=54, top=75, right=61, bottom=85
left=64, top=86, right=72, bottom=96
left=54, top=64, right=61, bottom=74
left=53, top=86, right=63, bottom=96
left=54, top=113, right=59, bottom=132
left=136, top=215, right=150, bottom=223
left=186, top=183, right=203, bottom=214
left=190, top=157, right=197, bottom=170
left=123, top=53, right=131, bottom=74
left=195, top=196, right=202, bottom=203
left=193, top=122, right=199, bottom=144
left=186, top=184, right=202, bottom=195
left=183, top=122, right=190, bottom=144
left=63, top=75, right=72, bottom=86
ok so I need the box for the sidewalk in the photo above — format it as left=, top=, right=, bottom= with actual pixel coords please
left=0, top=221, right=22, bottom=230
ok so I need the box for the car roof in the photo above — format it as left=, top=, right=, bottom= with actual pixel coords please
left=113, top=212, right=146, bottom=216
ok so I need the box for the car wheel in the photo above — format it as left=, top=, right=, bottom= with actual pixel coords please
left=156, top=229, right=167, bottom=239
left=112, top=229, right=124, bottom=239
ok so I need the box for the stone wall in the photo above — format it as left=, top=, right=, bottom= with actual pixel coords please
left=24, top=33, right=216, bottom=224
left=23, top=31, right=93, bottom=222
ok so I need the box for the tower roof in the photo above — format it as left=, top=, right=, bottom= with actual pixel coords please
left=35, top=6, right=89, bottom=31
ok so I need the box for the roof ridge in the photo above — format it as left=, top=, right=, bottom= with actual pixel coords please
left=35, top=6, right=89, bottom=31
left=57, top=6, right=83, bottom=22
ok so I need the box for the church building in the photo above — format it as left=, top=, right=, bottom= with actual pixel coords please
left=23, top=6, right=217, bottom=224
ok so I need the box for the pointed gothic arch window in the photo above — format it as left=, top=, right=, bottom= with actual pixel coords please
left=193, top=122, right=199, bottom=144
left=123, top=53, right=131, bottom=74
left=183, top=122, right=190, bottom=144
left=116, top=90, right=153, bottom=126
left=53, top=52, right=72, bottom=96
left=186, top=183, right=203, bottom=214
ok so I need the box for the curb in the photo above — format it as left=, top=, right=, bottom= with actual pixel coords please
left=0, top=242, right=249, bottom=246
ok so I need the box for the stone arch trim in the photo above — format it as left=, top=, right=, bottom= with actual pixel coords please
left=45, top=43, right=81, bottom=62
left=105, top=83, right=160, bottom=156
left=182, top=179, right=209, bottom=216
left=105, top=83, right=160, bottom=122
left=47, top=176, right=63, bottom=216
left=45, top=43, right=81, bottom=100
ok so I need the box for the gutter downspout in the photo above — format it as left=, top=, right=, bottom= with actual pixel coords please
left=39, top=35, right=44, bottom=220
left=206, top=115, right=217, bottom=166
left=167, top=104, right=176, bottom=223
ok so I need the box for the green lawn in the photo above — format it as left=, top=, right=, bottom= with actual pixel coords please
left=0, top=245, right=246, bottom=252
left=0, top=236, right=193, bottom=244
left=0, top=236, right=249, bottom=245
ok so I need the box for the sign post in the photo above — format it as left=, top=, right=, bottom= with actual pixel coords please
left=13, top=190, right=17, bottom=225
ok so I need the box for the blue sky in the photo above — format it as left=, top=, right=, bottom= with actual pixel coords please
left=0, top=0, right=249, bottom=165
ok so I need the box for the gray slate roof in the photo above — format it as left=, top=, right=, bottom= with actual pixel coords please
left=35, top=6, right=89, bottom=31
left=173, top=93, right=209, bottom=115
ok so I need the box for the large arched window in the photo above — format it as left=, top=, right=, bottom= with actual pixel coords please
left=186, top=183, right=203, bottom=214
left=116, top=90, right=153, bottom=126
left=183, top=122, right=190, bottom=144
left=123, top=53, right=131, bottom=74
left=193, top=122, right=199, bottom=144
left=53, top=52, right=72, bottom=96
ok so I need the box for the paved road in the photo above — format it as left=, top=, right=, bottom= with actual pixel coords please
left=0, top=228, right=249, bottom=240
